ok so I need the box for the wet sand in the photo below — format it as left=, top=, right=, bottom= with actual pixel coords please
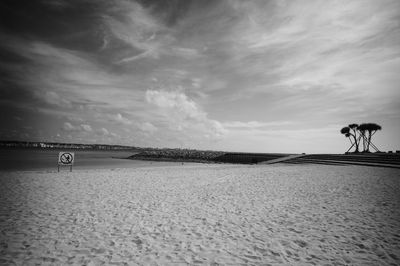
left=0, top=164, right=399, bottom=265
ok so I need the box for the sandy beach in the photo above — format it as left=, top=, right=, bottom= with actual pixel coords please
left=1, top=164, right=399, bottom=265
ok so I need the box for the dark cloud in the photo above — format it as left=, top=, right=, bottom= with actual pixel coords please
left=0, top=1, right=104, bottom=51
left=136, top=0, right=217, bottom=26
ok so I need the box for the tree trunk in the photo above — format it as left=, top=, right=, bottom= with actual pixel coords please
left=369, top=131, right=379, bottom=152
left=353, top=135, right=359, bottom=153
left=348, top=137, right=353, bottom=149
left=351, top=129, right=359, bottom=153
left=366, top=130, right=373, bottom=152
left=361, top=132, right=367, bottom=152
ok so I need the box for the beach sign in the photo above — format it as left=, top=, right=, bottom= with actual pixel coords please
left=58, top=152, right=74, bottom=172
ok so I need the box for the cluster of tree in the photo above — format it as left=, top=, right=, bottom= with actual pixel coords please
left=340, top=123, right=382, bottom=153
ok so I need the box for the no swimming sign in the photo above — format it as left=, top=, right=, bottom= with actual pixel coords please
left=58, top=152, right=74, bottom=172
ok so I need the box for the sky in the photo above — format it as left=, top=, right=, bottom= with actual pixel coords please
left=0, top=0, right=399, bottom=153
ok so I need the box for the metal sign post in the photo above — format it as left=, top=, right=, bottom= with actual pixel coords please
left=58, top=152, right=74, bottom=172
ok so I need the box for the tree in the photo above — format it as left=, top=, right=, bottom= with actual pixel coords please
left=340, top=123, right=382, bottom=153
left=348, top=124, right=360, bottom=153
left=344, top=133, right=353, bottom=146
left=341, top=125, right=361, bottom=153
left=340, top=127, right=350, bottom=135
left=357, top=124, right=368, bottom=152
left=340, top=127, right=354, bottom=153
left=359, top=123, right=382, bottom=152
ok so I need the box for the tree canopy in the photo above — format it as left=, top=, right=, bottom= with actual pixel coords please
left=340, top=123, right=382, bottom=153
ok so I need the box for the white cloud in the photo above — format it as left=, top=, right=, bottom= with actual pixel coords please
left=114, top=113, right=132, bottom=125
left=223, top=120, right=294, bottom=129
left=104, top=1, right=169, bottom=63
left=146, top=90, right=205, bottom=120
left=80, top=124, right=92, bottom=132
left=145, top=89, right=226, bottom=143
left=66, top=116, right=84, bottom=122
left=105, top=1, right=204, bottom=64
left=170, top=47, right=201, bottom=59
left=62, top=122, right=93, bottom=133
left=215, top=0, right=400, bottom=100
left=99, top=128, right=109, bottom=136
left=39, top=91, right=72, bottom=108
left=62, top=122, right=78, bottom=131
left=138, top=122, right=157, bottom=134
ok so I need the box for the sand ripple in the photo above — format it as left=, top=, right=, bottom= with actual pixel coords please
left=1, top=164, right=399, bottom=265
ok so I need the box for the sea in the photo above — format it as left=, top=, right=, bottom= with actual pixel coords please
left=0, top=148, right=182, bottom=172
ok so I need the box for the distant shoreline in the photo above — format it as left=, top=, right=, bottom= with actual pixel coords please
left=0, top=140, right=140, bottom=151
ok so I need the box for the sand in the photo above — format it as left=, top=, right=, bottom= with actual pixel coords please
left=0, top=164, right=399, bottom=265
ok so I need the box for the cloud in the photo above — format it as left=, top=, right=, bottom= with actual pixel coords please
left=39, top=91, right=72, bottom=108
left=145, top=89, right=226, bottom=143
left=62, top=122, right=92, bottom=132
left=98, top=127, right=110, bottom=136
left=41, top=0, right=70, bottom=10
left=170, top=47, right=201, bottom=59
left=146, top=90, right=204, bottom=120
left=223, top=121, right=294, bottom=129
left=62, top=122, right=78, bottom=131
left=0, top=38, right=115, bottom=113
left=138, top=122, right=157, bottom=134
left=80, top=124, right=92, bottom=132
left=1, top=0, right=399, bottom=152
left=104, top=0, right=204, bottom=64
left=114, top=113, right=132, bottom=125
left=66, top=116, right=84, bottom=123
left=103, top=1, right=169, bottom=63
left=181, top=0, right=400, bottom=106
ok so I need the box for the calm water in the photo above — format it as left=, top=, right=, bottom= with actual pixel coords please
left=0, top=148, right=183, bottom=171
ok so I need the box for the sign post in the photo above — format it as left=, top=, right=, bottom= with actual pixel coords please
left=58, top=152, right=74, bottom=172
